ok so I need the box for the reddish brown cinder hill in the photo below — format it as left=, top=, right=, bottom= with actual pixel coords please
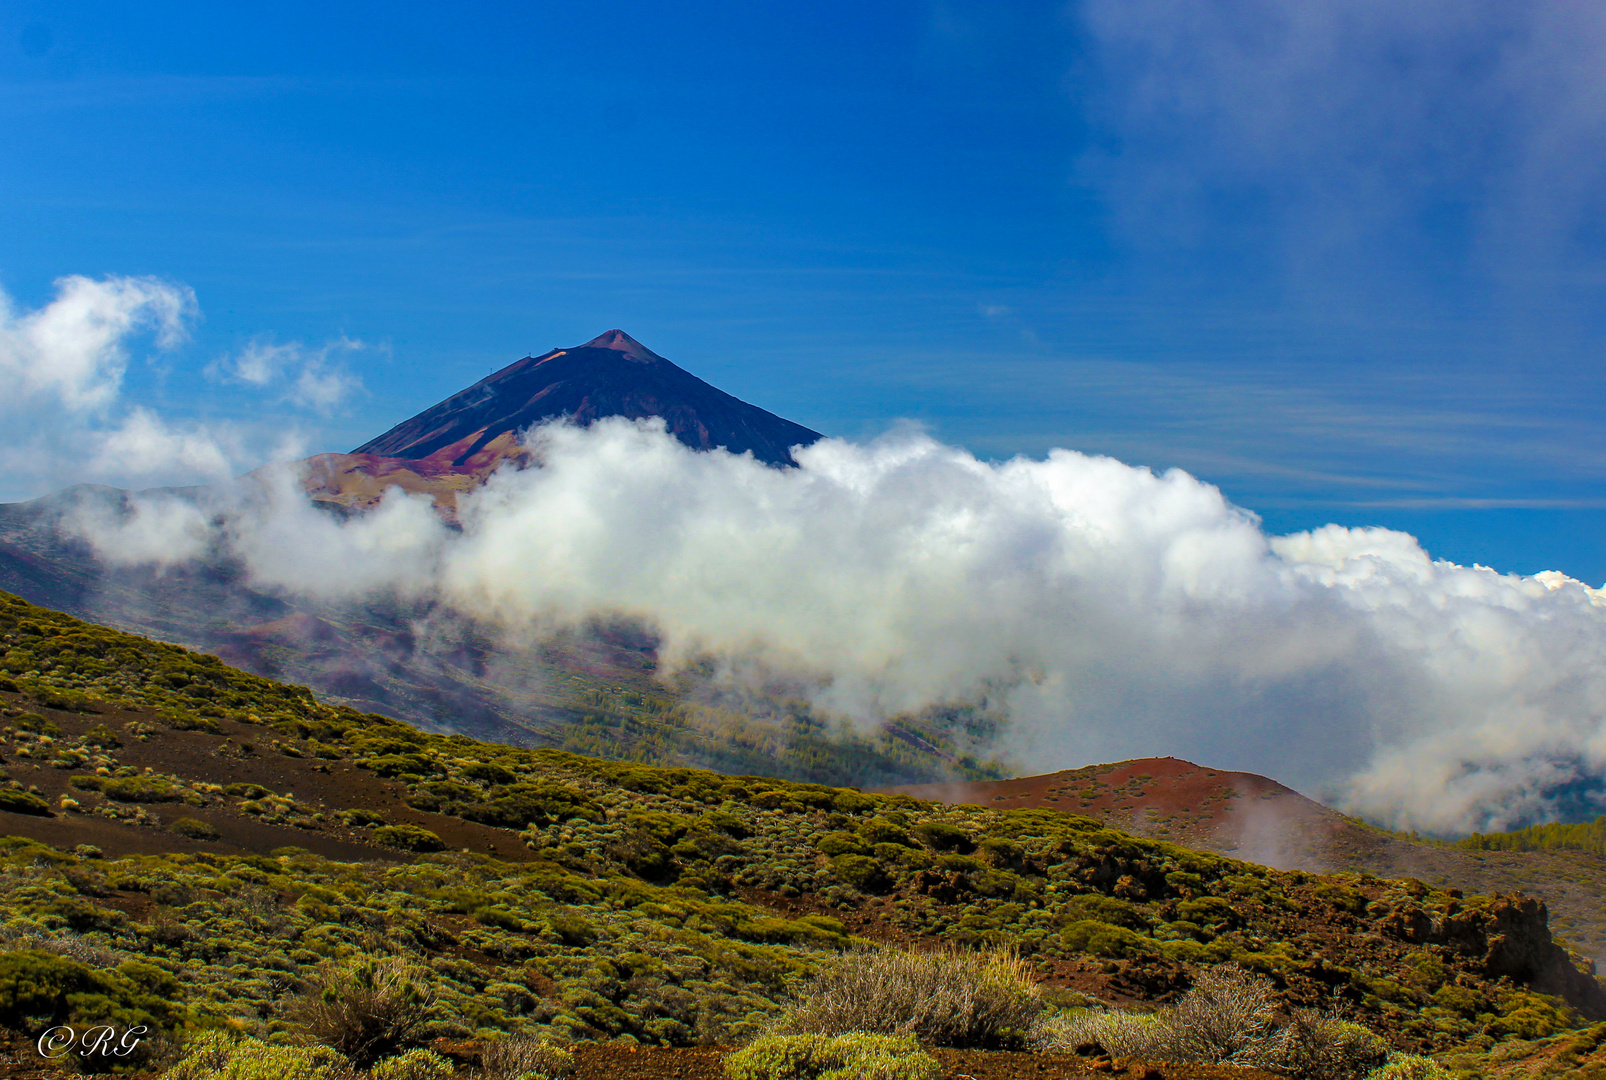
left=885, top=756, right=1374, bottom=871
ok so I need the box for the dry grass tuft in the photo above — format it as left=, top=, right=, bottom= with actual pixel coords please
left=480, top=1036, right=576, bottom=1080
left=775, top=946, right=1043, bottom=1049
left=289, top=954, right=436, bottom=1068
left=1047, top=964, right=1388, bottom=1080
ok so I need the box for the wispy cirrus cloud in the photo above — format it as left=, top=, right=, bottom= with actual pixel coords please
left=1076, top=0, right=1606, bottom=289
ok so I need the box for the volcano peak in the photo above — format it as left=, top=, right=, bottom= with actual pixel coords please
left=349, top=329, right=822, bottom=467
left=579, top=328, right=663, bottom=362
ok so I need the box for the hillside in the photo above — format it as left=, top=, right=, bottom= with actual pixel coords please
left=891, top=759, right=1606, bottom=970
left=0, top=592, right=1599, bottom=1078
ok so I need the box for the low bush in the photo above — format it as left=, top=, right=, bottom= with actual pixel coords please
left=372, top=825, right=445, bottom=852
left=776, top=947, right=1042, bottom=1049
left=911, top=821, right=970, bottom=851
left=160, top=1031, right=353, bottom=1080
left=1058, top=894, right=1148, bottom=930
left=481, top=1037, right=575, bottom=1079
left=1362, top=1056, right=1452, bottom=1079
left=0, top=787, right=52, bottom=815
left=170, top=817, right=219, bottom=840
left=814, top=832, right=867, bottom=857
left=0, top=951, right=180, bottom=1050
left=368, top=1049, right=452, bottom=1080
left=158, top=709, right=221, bottom=734
left=828, top=854, right=885, bottom=892
left=1060, top=919, right=1152, bottom=958
left=289, top=955, right=436, bottom=1068
left=101, top=775, right=182, bottom=803
left=724, top=1033, right=938, bottom=1080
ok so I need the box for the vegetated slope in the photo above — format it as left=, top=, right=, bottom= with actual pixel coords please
left=890, top=759, right=1606, bottom=974
left=0, top=595, right=1599, bottom=1075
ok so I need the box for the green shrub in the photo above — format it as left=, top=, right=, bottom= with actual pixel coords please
left=225, top=782, right=271, bottom=799
left=158, top=709, right=221, bottom=734
left=171, top=817, right=219, bottom=840
left=101, top=775, right=181, bottom=803
left=0, top=787, right=52, bottom=815
left=460, top=760, right=516, bottom=785
left=83, top=723, right=121, bottom=748
left=369, top=1048, right=452, bottom=1080
left=831, top=790, right=877, bottom=814
left=777, top=947, right=1042, bottom=1049
left=481, top=1037, right=575, bottom=1080
left=814, top=832, right=867, bottom=857
left=911, top=821, right=971, bottom=851
left=1177, top=896, right=1238, bottom=927
left=68, top=774, right=104, bottom=790
left=342, top=809, right=386, bottom=826
left=1060, top=919, right=1152, bottom=958
left=1059, top=894, right=1148, bottom=930
left=1363, top=1055, right=1452, bottom=1080
left=290, top=955, right=435, bottom=1068
left=372, top=825, right=445, bottom=852
left=724, top=1033, right=939, bottom=1080
left=856, top=818, right=912, bottom=847
left=459, top=782, right=601, bottom=829
left=11, top=711, right=57, bottom=735
left=0, top=951, right=178, bottom=1038
left=160, top=1031, right=352, bottom=1080
left=829, top=854, right=886, bottom=892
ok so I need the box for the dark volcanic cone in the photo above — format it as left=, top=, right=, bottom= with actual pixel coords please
left=354, top=329, right=823, bottom=468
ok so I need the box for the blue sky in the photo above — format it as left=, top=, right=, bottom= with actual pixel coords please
left=4, top=0, right=1606, bottom=582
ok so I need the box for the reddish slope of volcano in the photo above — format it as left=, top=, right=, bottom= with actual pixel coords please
left=354, top=329, right=823, bottom=468
left=886, top=757, right=1373, bottom=870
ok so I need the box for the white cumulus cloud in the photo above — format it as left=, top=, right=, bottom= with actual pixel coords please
left=90, top=416, right=1606, bottom=835
left=0, top=274, right=194, bottom=413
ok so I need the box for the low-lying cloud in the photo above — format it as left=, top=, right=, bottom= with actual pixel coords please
left=78, top=416, right=1606, bottom=835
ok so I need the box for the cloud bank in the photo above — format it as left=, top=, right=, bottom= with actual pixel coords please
left=78, top=416, right=1606, bottom=834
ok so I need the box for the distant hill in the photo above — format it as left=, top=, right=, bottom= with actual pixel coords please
left=887, top=757, right=1352, bottom=868
left=890, top=757, right=1606, bottom=969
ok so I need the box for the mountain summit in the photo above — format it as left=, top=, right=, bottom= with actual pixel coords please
left=353, top=329, right=823, bottom=468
